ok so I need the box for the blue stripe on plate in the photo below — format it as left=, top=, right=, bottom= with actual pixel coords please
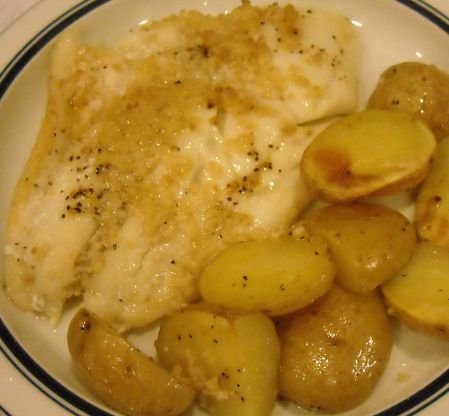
left=0, top=0, right=448, bottom=415
left=0, top=404, right=13, bottom=416
left=0, top=0, right=114, bottom=413
left=0, top=0, right=112, bottom=100
left=396, top=0, right=449, bottom=31
left=374, top=369, right=449, bottom=416
left=0, top=320, right=112, bottom=415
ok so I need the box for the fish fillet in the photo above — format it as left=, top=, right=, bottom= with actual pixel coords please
left=4, top=2, right=358, bottom=331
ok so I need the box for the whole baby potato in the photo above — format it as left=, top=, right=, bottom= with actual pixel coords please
left=367, top=62, right=449, bottom=140
left=199, top=235, right=335, bottom=316
left=156, top=307, right=280, bottom=416
left=300, top=109, right=436, bottom=202
left=300, top=203, right=416, bottom=294
left=278, top=285, right=392, bottom=413
left=416, top=136, right=449, bottom=248
left=67, top=309, right=196, bottom=416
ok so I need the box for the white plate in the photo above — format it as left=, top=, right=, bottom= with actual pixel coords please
left=1, top=1, right=449, bottom=415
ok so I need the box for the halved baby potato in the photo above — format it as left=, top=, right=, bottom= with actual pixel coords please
left=199, top=235, right=335, bottom=316
left=156, top=307, right=280, bottom=416
left=367, top=62, right=449, bottom=140
left=67, top=309, right=196, bottom=416
left=300, top=203, right=416, bottom=294
left=278, top=285, right=392, bottom=413
left=300, top=109, right=436, bottom=202
left=416, top=136, right=449, bottom=248
left=382, top=242, right=449, bottom=340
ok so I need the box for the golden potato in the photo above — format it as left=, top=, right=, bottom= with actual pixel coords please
left=416, top=136, right=449, bottom=248
left=367, top=62, right=449, bottom=140
left=299, top=203, right=416, bottom=294
left=300, top=109, right=436, bottom=202
left=382, top=242, right=449, bottom=340
left=278, top=285, right=392, bottom=413
left=199, top=236, right=335, bottom=316
left=67, top=309, right=195, bottom=416
left=156, top=308, right=280, bottom=416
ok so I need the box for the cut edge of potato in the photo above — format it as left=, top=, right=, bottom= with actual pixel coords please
left=155, top=307, right=281, bottom=416
left=385, top=302, right=449, bottom=341
left=381, top=243, right=449, bottom=341
left=415, top=136, right=449, bottom=248
left=300, top=109, right=436, bottom=203
left=297, top=202, right=417, bottom=294
left=199, top=236, right=335, bottom=317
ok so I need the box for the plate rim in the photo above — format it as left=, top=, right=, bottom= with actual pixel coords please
left=0, top=0, right=449, bottom=415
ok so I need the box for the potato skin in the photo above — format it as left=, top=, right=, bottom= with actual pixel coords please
left=382, top=242, right=449, bottom=340
left=199, top=236, right=335, bottom=316
left=300, top=109, right=436, bottom=202
left=416, top=136, right=449, bottom=248
left=67, top=309, right=196, bottom=416
left=300, top=203, right=416, bottom=294
left=277, top=285, right=392, bottom=413
left=156, top=307, right=280, bottom=416
left=367, top=62, right=449, bottom=140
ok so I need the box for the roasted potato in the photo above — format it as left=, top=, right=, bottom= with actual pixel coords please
left=199, top=236, right=335, bottom=316
left=156, top=308, right=280, bottom=416
left=67, top=309, right=196, bottom=416
left=416, top=136, right=449, bottom=247
left=382, top=242, right=449, bottom=340
left=300, top=109, right=436, bottom=202
left=299, top=203, right=416, bottom=294
left=277, top=285, right=392, bottom=413
left=367, top=62, right=449, bottom=140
